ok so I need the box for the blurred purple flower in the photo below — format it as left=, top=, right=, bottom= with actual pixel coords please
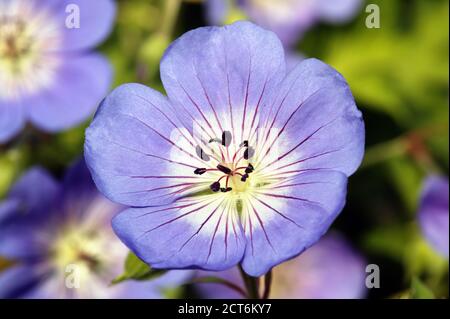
left=418, top=176, right=449, bottom=257
left=0, top=0, right=116, bottom=143
left=206, top=0, right=363, bottom=46
left=197, top=233, right=368, bottom=299
left=85, top=21, right=365, bottom=277
left=0, top=161, right=191, bottom=299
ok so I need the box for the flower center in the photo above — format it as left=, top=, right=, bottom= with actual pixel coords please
left=193, top=131, right=257, bottom=194
left=0, top=3, right=62, bottom=100
left=52, top=228, right=105, bottom=273
left=0, top=18, right=32, bottom=65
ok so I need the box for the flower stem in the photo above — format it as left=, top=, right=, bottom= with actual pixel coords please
left=160, top=0, right=181, bottom=38
left=238, top=265, right=260, bottom=299
left=262, top=270, right=272, bottom=299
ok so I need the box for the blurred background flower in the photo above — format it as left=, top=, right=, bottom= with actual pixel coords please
left=0, top=0, right=115, bottom=143
left=196, top=233, right=368, bottom=299
left=0, top=0, right=448, bottom=299
left=206, top=0, right=363, bottom=46
left=418, top=176, right=449, bottom=258
left=0, top=160, right=191, bottom=298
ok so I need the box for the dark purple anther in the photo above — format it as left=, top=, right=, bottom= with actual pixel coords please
left=210, top=182, right=221, bottom=192
left=196, top=145, right=210, bottom=161
left=194, top=168, right=207, bottom=175
left=244, top=147, right=255, bottom=160
left=222, top=131, right=232, bottom=147
left=240, top=140, right=249, bottom=147
left=217, top=164, right=232, bottom=175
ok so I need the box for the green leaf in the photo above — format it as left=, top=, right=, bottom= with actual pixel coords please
left=112, top=251, right=167, bottom=284
left=410, top=277, right=435, bottom=299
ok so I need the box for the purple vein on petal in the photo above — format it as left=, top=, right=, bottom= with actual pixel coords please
left=192, top=70, right=224, bottom=133
left=121, top=113, right=206, bottom=161
left=135, top=93, right=200, bottom=149
left=178, top=198, right=226, bottom=252
left=120, top=182, right=201, bottom=195
left=250, top=195, right=304, bottom=229
left=248, top=76, right=269, bottom=141
left=96, top=136, right=202, bottom=169
left=206, top=203, right=227, bottom=263
left=261, top=71, right=303, bottom=143
left=139, top=198, right=221, bottom=238
left=176, top=79, right=216, bottom=135
left=226, top=58, right=236, bottom=146
left=255, top=192, right=320, bottom=206
left=272, top=118, right=338, bottom=165
left=241, top=55, right=252, bottom=142
left=261, top=88, right=324, bottom=159
left=247, top=206, right=255, bottom=256
left=262, top=167, right=334, bottom=179
left=262, top=149, right=341, bottom=173
left=250, top=202, right=276, bottom=253
left=134, top=201, right=202, bottom=218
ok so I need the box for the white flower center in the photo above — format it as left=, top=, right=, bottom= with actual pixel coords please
left=167, top=109, right=293, bottom=220
left=49, top=198, right=128, bottom=298
left=0, top=1, right=62, bottom=101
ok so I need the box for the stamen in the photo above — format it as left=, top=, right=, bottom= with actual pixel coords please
left=245, top=163, right=254, bottom=174
left=195, top=145, right=210, bottom=161
left=221, top=131, right=232, bottom=146
left=194, top=168, right=207, bottom=175
left=210, top=182, right=221, bottom=192
left=239, top=140, right=249, bottom=147
left=217, top=164, right=232, bottom=175
left=244, top=147, right=255, bottom=160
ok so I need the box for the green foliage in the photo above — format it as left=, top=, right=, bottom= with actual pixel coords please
left=318, top=0, right=449, bottom=129
left=410, top=278, right=435, bottom=299
left=112, top=251, right=167, bottom=285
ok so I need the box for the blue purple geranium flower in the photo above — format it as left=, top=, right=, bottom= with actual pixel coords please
left=0, top=0, right=116, bottom=143
left=0, top=160, right=190, bottom=298
left=197, top=233, right=367, bottom=298
left=418, top=176, right=449, bottom=258
left=206, top=0, right=363, bottom=46
left=84, top=21, right=365, bottom=277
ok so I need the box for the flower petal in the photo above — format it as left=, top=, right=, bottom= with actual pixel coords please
left=112, top=196, right=246, bottom=271
left=205, top=0, right=229, bottom=25
left=6, top=167, right=60, bottom=219
left=241, top=170, right=347, bottom=276
left=316, top=0, right=363, bottom=23
left=0, top=99, right=25, bottom=143
left=27, top=53, right=112, bottom=132
left=50, top=0, right=116, bottom=52
left=59, top=159, right=100, bottom=212
left=238, top=0, right=317, bottom=46
left=160, top=21, right=285, bottom=141
left=419, top=176, right=449, bottom=257
left=270, top=233, right=367, bottom=298
left=0, top=264, right=45, bottom=299
left=0, top=168, right=60, bottom=259
left=257, top=58, right=364, bottom=177
left=85, top=83, right=207, bottom=207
